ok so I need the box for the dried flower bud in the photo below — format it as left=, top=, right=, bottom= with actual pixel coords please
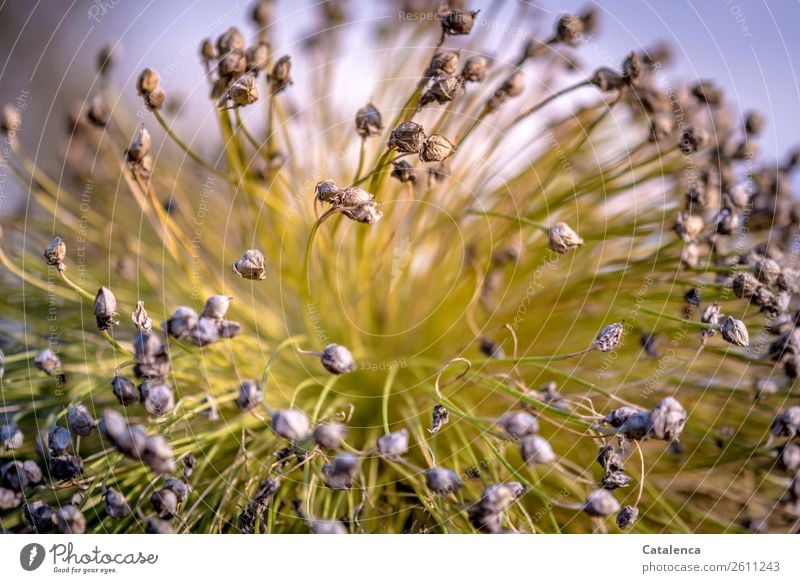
left=425, top=467, right=463, bottom=494
left=217, top=27, right=245, bottom=54
left=136, top=68, right=160, bottom=95
left=272, top=409, right=310, bottom=441
left=679, top=127, right=710, bottom=154
left=43, top=236, right=67, bottom=270
left=1, top=423, right=23, bottom=450
left=691, top=80, right=723, bottom=106
left=144, top=88, right=165, bottom=111
left=583, top=488, right=620, bottom=517
left=426, top=51, right=459, bottom=78
left=619, top=411, right=652, bottom=440
left=648, top=397, right=687, bottom=441
left=1, top=460, right=42, bottom=491
left=217, top=319, right=243, bottom=339
left=252, top=0, right=274, bottom=27
left=621, top=51, right=642, bottom=84
left=616, top=505, right=639, bottom=529
left=603, top=406, right=638, bottom=428
left=323, top=453, right=359, bottom=490
left=93, top=286, right=117, bottom=331
left=594, top=322, right=624, bottom=352
left=140, top=380, right=176, bottom=416
left=441, top=9, right=479, bottom=36
left=391, top=160, right=417, bottom=183
left=236, top=380, right=263, bottom=411
left=420, top=134, right=456, bottom=162
left=462, top=56, right=488, bottom=82
left=55, top=504, right=86, bottom=534
left=165, top=306, right=198, bottom=339
left=549, top=222, right=584, bottom=253
left=720, top=315, right=749, bottom=347
left=218, top=50, right=246, bottom=78
left=68, top=405, right=95, bottom=437
left=131, top=301, right=153, bottom=332
left=146, top=516, right=176, bottom=534
left=200, top=39, right=218, bottom=64
left=732, top=272, right=760, bottom=299
left=590, top=67, right=626, bottom=92
left=377, top=428, right=409, bottom=458
left=602, top=470, right=632, bottom=490
left=744, top=111, right=765, bottom=136
left=313, top=422, right=347, bottom=449
left=126, top=126, right=151, bottom=163
left=246, top=42, right=269, bottom=72
left=343, top=201, right=383, bottom=225
left=497, top=411, right=539, bottom=438
left=716, top=207, right=740, bottom=235
left=487, top=71, right=524, bottom=110
left=86, top=94, right=110, bottom=127
left=35, top=348, right=61, bottom=376
left=520, top=434, right=556, bottom=465
left=104, top=488, right=131, bottom=518
left=479, top=482, right=526, bottom=514
left=202, top=295, right=232, bottom=320
left=0, top=487, right=21, bottom=510
left=479, top=338, right=505, bottom=359
left=420, top=75, right=464, bottom=107
left=771, top=406, right=800, bottom=438
left=315, top=179, right=341, bottom=204
left=22, top=501, right=54, bottom=532
left=220, top=74, right=259, bottom=108
left=388, top=121, right=425, bottom=153
left=554, top=13, right=585, bottom=46
left=188, top=317, right=219, bottom=347
left=151, top=488, right=179, bottom=518
left=269, top=55, right=292, bottom=94
left=429, top=404, right=449, bottom=434
left=755, top=258, right=781, bottom=286
left=143, top=433, right=176, bottom=475
left=355, top=102, right=383, bottom=138
left=232, top=249, right=267, bottom=280
left=320, top=343, right=357, bottom=374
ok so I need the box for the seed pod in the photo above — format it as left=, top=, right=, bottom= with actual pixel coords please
left=425, top=467, right=463, bottom=494
left=554, top=13, right=585, bottom=46
left=429, top=404, right=449, bottom=434
left=420, top=75, right=464, bottom=107
left=217, top=320, right=243, bottom=339
left=22, top=501, right=54, bottom=532
left=43, top=236, right=67, bottom=270
left=0, top=486, right=21, bottom=510
left=130, top=301, right=153, bottom=332
left=111, top=375, right=138, bottom=406
left=771, top=406, right=800, bottom=437
left=594, top=322, right=624, bottom=352
left=126, top=126, right=151, bottom=163
left=99, top=408, right=127, bottom=442
left=136, top=68, right=160, bottom=95
left=732, top=272, right=760, bottom=299
left=104, top=488, right=132, bottom=518
left=93, top=286, right=117, bottom=331
left=691, top=80, right=723, bottom=106
left=468, top=505, right=504, bottom=533
left=34, top=348, right=61, bottom=376
left=151, top=488, right=179, bottom=518
left=720, top=315, right=749, bottom=347
left=343, top=202, right=383, bottom=225
left=144, top=88, right=165, bottom=111
left=189, top=316, right=221, bottom=345
left=583, top=488, right=620, bottom=517
left=755, top=258, right=781, bottom=286
left=425, top=51, right=459, bottom=78
left=616, top=505, right=639, bottom=529
left=1, top=460, right=42, bottom=491
left=165, top=306, right=198, bottom=339
left=232, top=249, right=267, bottom=280
left=602, top=470, right=632, bottom=490
left=272, top=409, right=310, bottom=441
left=597, top=445, right=624, bottom=473
left=479, top=482, right=526, bottom=514
left=621, top=51, right=642, bottom=84
left=55, top=504, right=86, bottom=534
left=311, top=519, right=348, bottom=534
left=0, top=423, right=23, bottom=450
left=146, top=516, right=176, bottom=534
left=68, top=405, right=95, bottom=437
left=391, top=160, right=417, bottom=183
left=603, top=406, right=639, bottom=428
left=132, top=331, right=167, bottom=366
left=679, top=127, right=710, bottom=154
left=388, top=121, right=425, bottom=153
left=269, top=55, right=292, bottom=94
left=320, top=343, right=356, bottom=375
left=377, top=428, right=409, bottom=458
left=200, top=39, right=218, bottom=64
left=744, top=111, right=765, bottom=136
left=323, top=453, right=359, bottom=490
left=220, top=74, right=259, bottom=108
left=96, top=44, right=117, bottom=76
left=48, top=425, right=72, bottom=456
left=520, top=434, right=556, bottom=465
left=497, top=411, right=539, bottom=438
left=164, top=477, right=190, bottom=502
left=182, top=453, right=197, bottom=480
left=218, top=49, right=246, bottom=78
left=549, top=222, right=584, bottom=253
left=217, top=26, right=245, bottom=54
left=462, top=56, right=487, bottom=82
left=355, top=102, right=383, bottom=138
left=202, top=295, right=232, bottom=320
left=49, top=454, right=83, bottom=480
left=315, top=180, right=341, bottom=204
left=619, top=411, right=652, bottom=440
left=140, top=381, right=176, bottom=416
left=313, top=422, right=347, bottom=449
left=716, top=207, right=740, bottom=235
left=245, top=42, right=269, bottom=72
left=487, top=71, right=524, bottom=110
left=419, top=134, right=456, bottom=162
left=236, top=380, right=263, bottom=411
left=441, top=9, right=479, bottom=36
left=142, top=433, right=176, bottom=475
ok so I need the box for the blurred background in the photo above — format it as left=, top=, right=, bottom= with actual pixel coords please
left=1, top=0, right=798, bottom=214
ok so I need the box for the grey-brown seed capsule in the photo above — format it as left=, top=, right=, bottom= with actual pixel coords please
left=245, top=42, right=269, bottom=72
left=420, top=75, right=464, bottom=107
left=218, top=50, right=246, bottom=78
left=602, top=470, right=632, bottom=489
left=597, top=445, right=624, bottom=473
left=771, top=406, right=800, bottom=438
left=619, top=411, right=652, bottom=440
left=355, top=102, right=383, bottom=138
left=232, top=249, right=267, bottom=280
left=144, top=88, right=165, bottom=111
left=140, top=381, right=176, bottom=416
left=111, top=375, right=138, bottom=406
left=151, top=488, right=179, bottom=518
left=35, top=348, right=61, bottom=376
left=68, top=405, right=95, bottom=437
left=419, top=134, right=456, bottom=162
left=22, top=501, right=54, bottom=532
left=425, top=467, right=463, bottom=494
left=126, top=126, right=151, bottom=163
left=104, top=488, right=132, bottom=518
left=269, top=55, right=292, bottom=94
left=780, top=443, right=800, bottom=471
left=425, top=51, right=459, bottom=78
left=462, top=56, right=488, bottom=82
left=315, top=179, right=341, bottom=203
left=43, top=236, right=67, bottom=270
left=320, top=343, right=356, bottom=374
left=220, top=74, right=259, bottom=108
left=343, top=202, right=383, bottom=225
left=377, top=428, right=409, bottom=458
left=131, top=301, right=153, bottom=332
left=1, top=459, right=42, bottom=491
left=691, top=80, right=723, bottom=106
left=554, top=13, right=585, bottom=46
left=202, top=295, right=232, bottom=320
left=164, top=477, right=189, bottom=502
left=594, top=322, right=624, bottom=352
left=649, top=396, right=687, bottom=441
left=388, top=121, right=425, bottom=153
left=720, top=315, right=749, bottom=347
left=165, top=306, right=198, bottom=339
left=549, top=222, right=584, bottom=253
left=673, top=211, right=704, bottom=242
left=744, top=111, right=765, bottom=136
left=479, top=482, right=526, bottom=514
left=429, top=404, right=449, bottom=434
left=93, top=286, right=117, bottom=331
left=441, top=9, right=479, bottom=36
left=603, top=406, right=638, bottom=428
left=732, top=272, right=760, bottom=299
left=322, top=453, right=358, bottom=490
left=136, top=68, right=160, bottom=95
left=616, top=505, right=639, bottom=529
left=0, top=423, right=23, bottom=450
left=497, top=411, right=539, bottom=438
left=583, top=488, right=620, bottom=517
left=0, top=487, right=21, bottom=510
left=142, top=433, right=176, bottom=475
left=520, top=434, right=556, bottom=465
left=621, top=51, right=642, bottom=84
left=200, top=39, right=218, bottom=64
left=217, top=319, right=243, bottom=339
left=55, top=504, right=86, bottom=534
left=272, top=409, right=310, bottom=441
left=236, top=380, right=262, bottom=411
left=391, top=160, right=416, bottom=183
left=313, top=422, right=347, bottom=449
left=217, top=26, right=245, bottom=54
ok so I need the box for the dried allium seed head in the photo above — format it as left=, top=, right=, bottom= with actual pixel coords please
left=165, top=306, right=198, bottom=339
left=200, top=39, right=218, bottom=63
left=771, top=406, right=800, bottom=438
left=55, top=504, right=86, bottom=534
left=320, top=343, right=356, bottom=374
left=272, top=409, right=310, bottom=441
left=43, top=236, right=67, bottom=270
left=236, top=380, right=263, bottom=411
left=426, top=51, right=460, bottom=78
left=144, top=87, right=165, bottom=111
left=343, top=201, right=383, bottom=224
left=648, top=397, right=687, bottom=441
left=583, top=488, right=620, bottom=517
left=315, top=179, right=341, bottom=203
left=497, top=411, right=539, bottom=438
left=220, top=74, right=259, bottom=108
left=35, top=348, right=61, bottom=376
left=110, top=376, right=137, bottom=408
left=232, top=249, right=267, bottom=280
left=0, top=423, right=23, bottom=450
left=616, top=505, right=639, bottom=529
left=246, top=42, right=270, bottom=72
left=322, top=453, right=359, bottom=490
left=420, top=134, right=456, bottom=162
left=140, top=381, right=176, bottom=416
left=554, top=13, right=585, bottom=46
left=420, top=75, right=464, bottom=107
left=87, top=94, right=110, bottom=127
left=388, top=121, right=425, bottom=153
left=269, top=55, right=292, bottom=94
left=136, top=68, right=160, bottom=95
left=597, top=444, right=624, bottom=473
left=202, top=295, right=232, bottom=320
left=441, top=9, right=479, bottom=36
left=720, top=315, right=749, bottom=347
left=132, top=301, right=153, bottom=332
left=218, top=50, right=246, bottom=78
left=104, top=488, right=131, bottom=518
left=425, top=467, right=463, bottom=494
left=391, top=159, right=417, bottom=183
left=549, top=222, right=584, bottom=253
left=520, top=434, right=556, bottom=465
left=93, top=286, right=117, bottom=331
left=377, top=428, right=409, bottom=458
left=68, top=405, right=95, bottom=437
left=462, top=56, right=488, bottom=82
left=355, top=102, right=383, bottom=138
left=590, top=67, right=626, bottom=92
left=313, top=422, right=347, bottom=449
left=216, top=26, right=245, bottom=54
left=126, top=126, right=151, bottom=163
left=594, top=322, right=624, bottom=352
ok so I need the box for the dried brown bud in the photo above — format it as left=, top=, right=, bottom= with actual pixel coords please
left=269, top=55, right=292, bottom=94
left=649, top=397, right=687, bottom=441
left=720, top=315, right=749, bottom=347
left=487, top=71, right=524, bottom=110
left=202, top=295, right=232, bottom=320
left=554, top=13, right=585, bottom=46
left=419, top=134, right=456, bottom=162
left=594, top=322, right=624, bottom=352
left=691, top=80, right=723, bottom=107
left=246, top=42, right=270, bottom=72
left=218, top=50, right=246, bottom=78
left=132, top=301, right=153, bottom=332
left=236, top=380, right=263, bottom=411
left=549, top=222, right=584, bottom=253
left=219, top=74, right=259, bottom=108
left=200, top=39, right=218, bottom=64
left=355, top=102, right=383, bottom=138
left=144, top=88, right=165, bottom=111
left=104, top=488, right=131, bottom=518
left=68, top=404, right=95, bottom=437
left=342, top=202, right=383, bottom=224
left=217, top=27, right=245, bottom=54
left=621, top=51, right=642, bottom=84
left=232, top=249, right=267, bottom=280
left=43, top=236, right=67, bottom=270
left=136, top=68, right=160, bottom=95
left=391, top=160, right=417, bottom=183
left=744, top=111, right=765, bottom=136
left=93, top=286, right=117, bottom=331
left=35, top=348, right=61, bottom=376
left=616, top=505, right=639, bottom=529
left=388, top=121, right=425, bottom=153
left=315, top=179, right=341, bottom=203
left=420, top=75, right=464, bottom=107
left=590, top=67, right=626, bottom=92
left=126, top=126, right=151, bottom=164
left=441, top=9, right=479, bottom=36
left=322, top=453, right=358, bottom=490
left=426, top=51, right=459, bottom=78
left=429, top=404, right=449, bottom=434
left=462, top=56, right=487, bottom=82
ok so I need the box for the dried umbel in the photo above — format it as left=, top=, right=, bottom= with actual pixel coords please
left=594, top=322, right=624, bottom=352
left=425, top=467, right=463, bottom=494
left=236, top=379, right=263, bottom=411
left=269, top=55, right=292, bottom=94
left=377, top=428, right=409, bottom=458
left=272, top=409, right=310, bottom=441
left=497, top=411, right=539, bottom=438
left=583, top=489, right=620, bottom=517
left=43, top=236, right=67, bottom=270
left=388, top=121, right=425, bottom=153
left=35, top=348, right=61, bottom=376
left=151, top=488, right=179, bottom=518
left=232, top=249, right=267, bottom=280
left=322, top=453, right=359, bottom=490
left=549, top=222, right=584, bottom=253
left=441, top=8, right=479, bottom=36
left=313, top=422, right=347, bottom=449
left=519, top=434, right=556, bottom=465
left=68, top=404, right=95, bottom=437
left=355, top=102, right=383, bottom=138
left=320, top=343, right=357, bottom=375
left=93, top=286, right=117, bottom=331
left=720, top=315, right=749, bottom=347
left=419, top=134, right=456, bottom=162
left=219, top=74, right=259, bottom=108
